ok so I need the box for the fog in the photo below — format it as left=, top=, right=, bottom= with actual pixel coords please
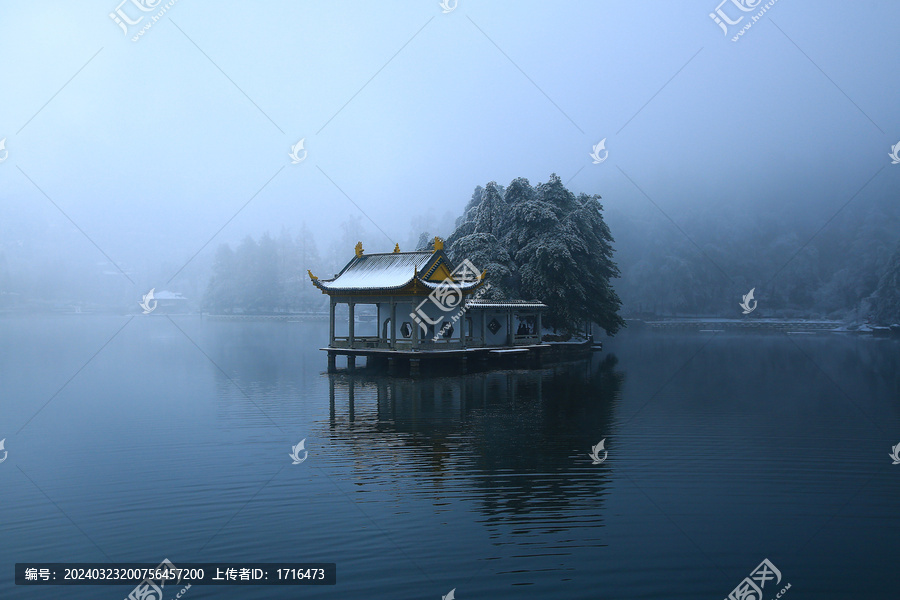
left=2, top=0, right=899, bottom=316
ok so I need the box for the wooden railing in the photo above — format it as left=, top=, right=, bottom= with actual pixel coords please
left=331, top=336, right=380, bottom=348
left=513, top=334, right=540, bottom=346
left=329, top=335, right=504, bottom=350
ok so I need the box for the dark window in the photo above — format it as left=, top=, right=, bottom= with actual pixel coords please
left=515, top=315, right=536, bottom=336
left=488, top=318, right=502, bottom=335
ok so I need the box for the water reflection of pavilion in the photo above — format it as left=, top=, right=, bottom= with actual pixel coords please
left=327, top=355, right=622, bottom=433
left=324, top=355, right=624, bottom=518
left=318, top=356, right=627, bottom=585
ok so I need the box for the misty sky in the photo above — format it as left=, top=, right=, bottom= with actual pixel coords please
left=1, top=0, right=899, bottom=289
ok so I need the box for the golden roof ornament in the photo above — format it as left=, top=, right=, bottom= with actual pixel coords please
left=433, top=237, right=444, bottom=252
left=393, top=243, right=400, bottom=253
left=355, top=241, right=364, bottom=257
left=307, top=269, right=318, bottom=281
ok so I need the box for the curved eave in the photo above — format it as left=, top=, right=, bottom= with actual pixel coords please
left=465, top=301, right=548, bottom=310
left=417, top=278, right=484, bottom=292
left=312, top=277, right=417, bottom=295
left=313, top=277, right=487, bottom=296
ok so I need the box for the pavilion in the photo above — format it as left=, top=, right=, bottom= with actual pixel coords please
left=308, top=238, right=549, bottom=372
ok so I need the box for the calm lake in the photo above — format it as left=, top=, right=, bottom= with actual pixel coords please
left=2, top=316, right=899, bottom=599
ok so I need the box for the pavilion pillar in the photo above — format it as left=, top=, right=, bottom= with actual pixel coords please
left=348, top=378, right=355, bottom=422
left=458, top=310, right=465, bottom=348
left=411, top=309, right=419, bottom=349
left=329, top=299, right=335, bottom=346
left=459, top=379, right=467, bottom=417
left=377, top=380, right=387, bottom=415
left=536, top=311, right=542, bottom=343
left=390, top=299, right=397, bottom=349
left=480, top=312, right=486, bottom=346
left=506, top=308, right=512, bottom=346
left=329, top=375, right=335, bottom=425
left=533, top=346, right=544, bottom=367
left=376, top=303, right=382, bottom=346
left=348, top=301, right=355, bottom=349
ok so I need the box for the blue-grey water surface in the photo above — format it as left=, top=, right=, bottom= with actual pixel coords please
left=2, top=316, right=900, bottom=599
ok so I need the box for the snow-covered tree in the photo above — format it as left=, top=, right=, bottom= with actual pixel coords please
left=446, top=174, right=625, bottom=335
left=868, top=242, right=900, bottom=325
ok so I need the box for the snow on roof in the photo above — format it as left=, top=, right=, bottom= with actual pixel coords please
left=420, top=279, right=482, bottom=291
left=154, top=290, right=187, bottom=300
left=318, top=252, right=433, bottom=290
left=465, top=299, right=547, bottom=309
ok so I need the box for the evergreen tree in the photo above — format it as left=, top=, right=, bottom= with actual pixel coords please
left=205, top=243, right=237, bottom=312
left=446, top=174, right=625, bottom=336
left=254, top=232, right=279, bottom=312
left=416, top=232, right=433, bottom=251
left=869, top=242, right=900, bottom=325
left=204, top=226, right=326, bottom=314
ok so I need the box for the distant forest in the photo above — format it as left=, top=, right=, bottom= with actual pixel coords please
left=4, top=178, right=898, bottom=325
left=204, top=225, right=328, bottom=315
left=201, top=175, right=900, bottom=326
left=607, top=192, right=900, bottom=323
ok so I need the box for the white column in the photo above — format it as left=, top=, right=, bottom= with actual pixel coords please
left=376, top=302, right=382, bottom=345
left=329, top=298, right=335, bottom=346
left=348, top=301, right=355, bottom=348
left=390, top=300, right=397, bottom=349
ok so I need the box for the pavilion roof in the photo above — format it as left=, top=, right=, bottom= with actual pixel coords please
left=309, top=245, right=485, bottom=294
left=465, top=299, right=547, bottom=310
left=317, top=251, right=432, bottom=291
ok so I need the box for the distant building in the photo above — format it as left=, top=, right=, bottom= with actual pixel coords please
left=152, top=290, right=189, bottom=314
left=308, top=239, right=548, bottom=371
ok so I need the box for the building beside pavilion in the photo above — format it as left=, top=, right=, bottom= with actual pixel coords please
left=308, top=238, right=552, bottom=372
